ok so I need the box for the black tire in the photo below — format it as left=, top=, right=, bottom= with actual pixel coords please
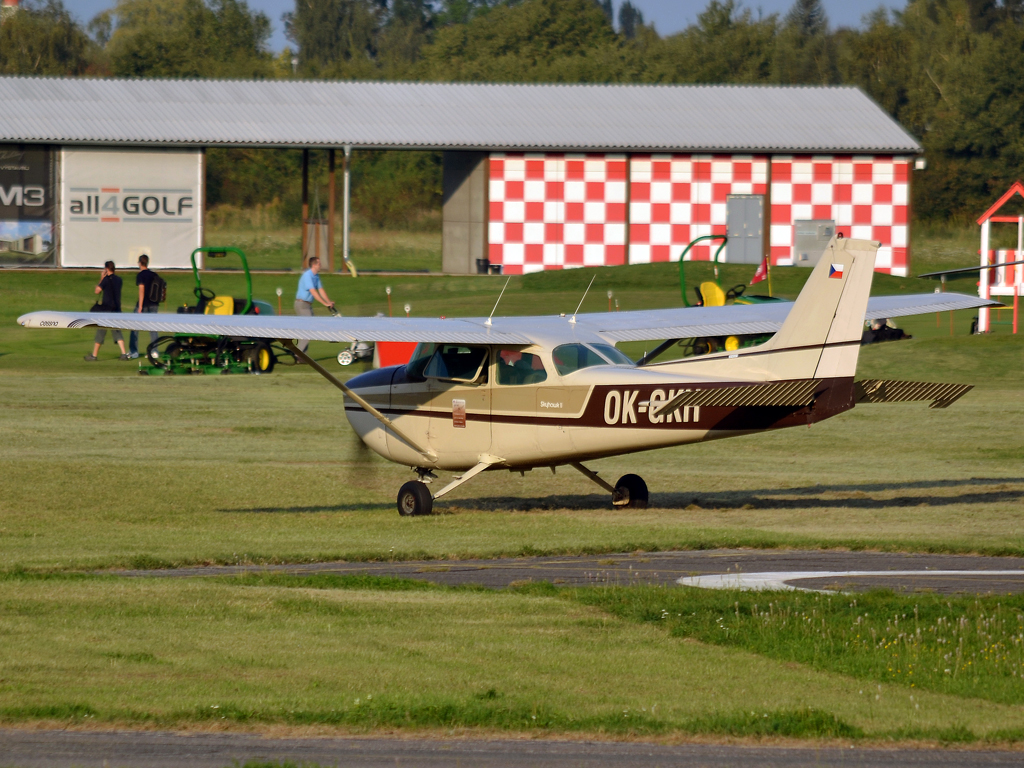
left=612, top=474, right=649, bottom=509
left=397, top=481, right=433, bottom=517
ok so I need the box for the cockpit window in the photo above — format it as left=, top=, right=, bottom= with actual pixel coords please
left=552, top=343, right=632, bottom=375
left=496, top=349, right=548, bottom=385
left=423, top=345, right=488, bottom=382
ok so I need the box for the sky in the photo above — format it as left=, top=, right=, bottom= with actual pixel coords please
left=70, top=0, right=904, bottom=53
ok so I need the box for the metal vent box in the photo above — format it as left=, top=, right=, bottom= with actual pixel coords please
left=793, top=220, right=836, bottom=266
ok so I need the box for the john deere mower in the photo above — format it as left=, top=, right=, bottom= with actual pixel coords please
left=141, top=247, right=296, bottom=376
left=663, top=235, right=784, bottom=358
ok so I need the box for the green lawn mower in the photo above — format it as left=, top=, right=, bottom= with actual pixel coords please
left=141, top=247, right=296, bottom=376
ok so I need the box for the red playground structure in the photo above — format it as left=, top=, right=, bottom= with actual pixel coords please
left=976, top=182, right=1024, bottom=334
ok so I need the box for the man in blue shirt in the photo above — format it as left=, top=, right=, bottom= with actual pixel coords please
left=294, top=256, right=335, bottom=353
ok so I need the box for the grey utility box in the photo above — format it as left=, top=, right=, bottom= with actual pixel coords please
left=793, top=220, right=836, bottom=266
left=725, top=195, right=764, bottom=264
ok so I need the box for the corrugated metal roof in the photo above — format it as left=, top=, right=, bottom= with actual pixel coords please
left=0, top=77, right=921, bottom=153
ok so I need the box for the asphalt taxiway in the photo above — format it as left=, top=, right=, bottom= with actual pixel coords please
left=2, top=729, right=1023, bottom=768
left=120, top=548, right=1024, bottom=594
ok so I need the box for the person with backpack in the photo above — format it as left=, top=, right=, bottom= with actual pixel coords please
left=84, top=261, right=129, bottom=362
left=128, top=253, right=164, bottom=359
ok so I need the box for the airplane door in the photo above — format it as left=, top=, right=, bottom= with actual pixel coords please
left=424, top=345, right=491, bottom=467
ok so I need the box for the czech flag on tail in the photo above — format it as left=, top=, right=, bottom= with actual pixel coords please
left=750, top=256, right=769, bottom=285
left=829, top=263, right=845, bottom=279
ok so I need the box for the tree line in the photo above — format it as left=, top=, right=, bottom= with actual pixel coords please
left=3, top=0, right=1024, bottom=225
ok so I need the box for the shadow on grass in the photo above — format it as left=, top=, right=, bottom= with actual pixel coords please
left=218, top=503, right=393, bottom=513
left=443, top=485, right=1024, bottom=513
left=215, top=477, right=1024, bottom=515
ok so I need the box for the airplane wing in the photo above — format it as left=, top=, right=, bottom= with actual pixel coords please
left=17, top=292, right=997, bottom=346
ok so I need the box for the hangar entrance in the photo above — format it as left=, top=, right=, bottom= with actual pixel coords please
left=725, top=195, right=764, bottom=264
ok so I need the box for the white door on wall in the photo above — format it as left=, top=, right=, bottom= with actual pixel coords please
left=59, top=148, right=203, bottom=269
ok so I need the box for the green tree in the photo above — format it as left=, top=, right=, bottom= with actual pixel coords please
left=643, top=1, right=777, bottom=84
left=102, top=0, right=273, bottom=78
left=283, top=0, right=383, bottom=77
left=0, top=0, right=93, bottom=75
left=773, top=0, right=837, bottom=84
left=617, top=0, right=642, bottom=39
left=375, top=0, right=434, bottom=77
left=418, top=0, right=631, bottom=82
left=835, top=10, right=912, bottom=119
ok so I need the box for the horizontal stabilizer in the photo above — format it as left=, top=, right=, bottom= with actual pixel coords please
left=652, top=379, right=821, bottom=418
left=854, top=379, right=972, bottom=409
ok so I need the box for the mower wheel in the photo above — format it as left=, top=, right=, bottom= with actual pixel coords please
left=397, top=481, right=433, bottom=516
left=246, top=343, right=276, bottom=374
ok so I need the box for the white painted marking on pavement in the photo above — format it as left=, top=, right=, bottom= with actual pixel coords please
left=677, top=571, right=1024, bottom=593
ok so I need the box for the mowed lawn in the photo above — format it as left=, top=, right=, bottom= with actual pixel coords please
left=1, top=264, right=1023, bottom=740
left=4, top=575, right=1024, bottom=740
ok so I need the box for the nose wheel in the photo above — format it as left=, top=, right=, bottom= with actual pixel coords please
left=397, top=481, right=433, bottom=516
left=571, top=463, right=649, bottom=509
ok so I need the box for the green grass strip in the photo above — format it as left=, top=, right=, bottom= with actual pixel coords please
left=571, top=586, right=1024, bottom=706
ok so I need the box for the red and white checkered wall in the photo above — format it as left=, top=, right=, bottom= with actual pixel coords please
left=629, top=155, right=768, bottom=264
left=488, top=153, right=911, bottom=276
left=770, top=156, right=909, bottom=276
left=488, top=154, right=627, bottom=274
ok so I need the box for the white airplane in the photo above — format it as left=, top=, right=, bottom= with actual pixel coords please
left=19, top=237, right=996, bottom=516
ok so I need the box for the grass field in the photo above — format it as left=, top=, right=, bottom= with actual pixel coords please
left=1, top=258, right=1022, bottom=741
left=3, top=574, right=1024, bottom=741
left=201, top=216, right=1000, bottom=278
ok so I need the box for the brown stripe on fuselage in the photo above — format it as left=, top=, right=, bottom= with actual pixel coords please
left=346, top=377, right=857, bottom=432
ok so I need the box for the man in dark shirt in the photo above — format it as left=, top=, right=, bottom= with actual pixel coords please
left=128, top=253, right=159, bottom=359
left=84, top=261, right=128, bottom=361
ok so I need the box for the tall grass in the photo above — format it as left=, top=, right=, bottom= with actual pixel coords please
left=576, top=588, right=1024, bottom=705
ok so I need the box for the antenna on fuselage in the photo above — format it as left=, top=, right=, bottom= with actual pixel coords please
left=569, top=274, right=597, bottom=325
left=484, top=277, right=511, bottom=327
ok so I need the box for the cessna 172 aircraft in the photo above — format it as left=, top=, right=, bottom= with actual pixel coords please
left=19, top=237, right=997, bottom=516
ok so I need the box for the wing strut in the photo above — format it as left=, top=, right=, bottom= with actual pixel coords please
left=282, top=341, right=437, bottom=462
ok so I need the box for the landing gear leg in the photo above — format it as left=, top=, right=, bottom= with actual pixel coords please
left=396, top=459, right=499, bottom=517
left=571, top=463, right=650, bottom=509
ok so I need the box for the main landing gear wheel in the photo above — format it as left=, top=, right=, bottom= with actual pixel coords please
left=612, top=474, right=648, bottom=509
left=397, top=481, right=433, bottom=517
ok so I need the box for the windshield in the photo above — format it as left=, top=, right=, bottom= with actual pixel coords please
left=406, top=342, right=436, bottom=380
left=589, top=343, right=635, bottom=367
left=552, top=343, right=631, bottom=376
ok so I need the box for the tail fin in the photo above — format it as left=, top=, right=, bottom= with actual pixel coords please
left=762, top=237, right=877, bottom=381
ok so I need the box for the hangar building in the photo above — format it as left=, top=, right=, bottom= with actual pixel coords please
left=0, top=78, right=920, bottom=275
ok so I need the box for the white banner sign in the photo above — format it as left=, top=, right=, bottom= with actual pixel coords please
left=60, top=148, right=203, bottom=269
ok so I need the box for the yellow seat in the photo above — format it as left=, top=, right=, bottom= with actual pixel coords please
left=700, top=281, right=726, bottom=307
left=204, top=295, right=234, bottom=315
